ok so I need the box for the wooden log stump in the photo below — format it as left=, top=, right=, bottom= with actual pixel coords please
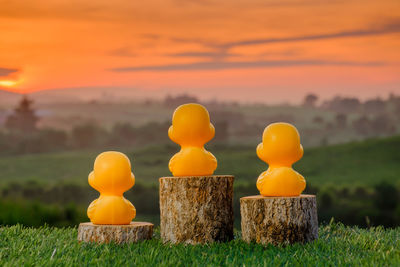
left=159, top=175, right=234, bottom=244
left=240, top=195, right=318, bottom=246
left=77, top=222, right=153, bottom=244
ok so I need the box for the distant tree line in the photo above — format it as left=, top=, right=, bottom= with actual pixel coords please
left=0, top=120, right=174, bottom=155
left=304, top=93, right=400, bottom=143
left=312, top=112, right=397, bottom=137
left=303, top=92, right=400, bottom=115
left=1, top=93, right=400, bottom=155
left=0, top=96, right=233, bottom=155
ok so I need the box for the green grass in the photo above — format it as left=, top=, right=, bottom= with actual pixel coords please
left=0, top=135, right=399, bottom=187
left=0, top=223, right=398, bottom=266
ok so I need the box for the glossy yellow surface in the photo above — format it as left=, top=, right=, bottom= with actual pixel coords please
left=87, top=151, right=136, bottom=224
left=168, top=103, right=217, bottom=176
left=256, top=122, right=306, bottom=196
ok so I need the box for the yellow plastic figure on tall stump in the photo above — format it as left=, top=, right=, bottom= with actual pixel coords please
left=87, top=151, right=136, bottom=224
left=168, top=103, right=217, bottom=176
left=159, top=103, right=234, bottom=244
left=256, top=122, right=306, bottom=196
left=77, top=151, right=154, bottom=244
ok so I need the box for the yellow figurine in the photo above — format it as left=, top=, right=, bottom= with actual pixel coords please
left=168, top=103, right=217, bottom=176
left=256, top=122, right=306, bottom=197
left=87, top=151, right=136, bottom=224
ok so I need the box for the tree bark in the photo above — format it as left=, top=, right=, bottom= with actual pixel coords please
left=240, top=195, right=318, bottom=246
left=159, top=175, right=234, bottom=244
left=77, top=222, right=153, bottom=244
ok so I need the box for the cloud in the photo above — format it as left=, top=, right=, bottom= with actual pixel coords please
left=168, top=48, right=301, bottom=60
left=108, top=19, right=398, bottom=72
left=111, top=60, right=384, bottom=72
left=0, top=67, right=19, bottom=77
left=109, top=46, right=137, bottom=57
left=220, top=19, right=400, bottom=49
left=168, top=51, right=237, bottom=60
left=170, top=20, right=400, bottom=51
left=126, top=19, right=400, bottom=61
left=140, top=34, right=163, bottom=40
left=168, top=37, right=219, bottom=48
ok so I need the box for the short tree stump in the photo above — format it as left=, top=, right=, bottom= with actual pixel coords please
left=77, top=222, right=154, bottom=244
left=240, top=195, right=318, bottom=246
left=159, top=175, right=234, bottom=244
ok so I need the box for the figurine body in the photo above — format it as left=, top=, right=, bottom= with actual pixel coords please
left=256, top=122, right=306, bottom=196
left=168, top=103, right=217, bottom=176
left=87, top=151, right=136, bottom=224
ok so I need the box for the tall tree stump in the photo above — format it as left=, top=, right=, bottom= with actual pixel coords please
left=240, top=195, right=318, bottom=246
left=77, top=222, right=153, bottom=244
left=159, top=175, right=234, bottom=244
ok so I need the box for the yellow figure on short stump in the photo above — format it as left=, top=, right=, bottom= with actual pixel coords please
left=87, top=151, right=136, bottom=224
left=256, top=122, right=306, bottom=196
left=168, top=103, right=217, bottom=176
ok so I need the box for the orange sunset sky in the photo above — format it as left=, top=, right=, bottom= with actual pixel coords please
left=0, top=0, right=399, bottom=103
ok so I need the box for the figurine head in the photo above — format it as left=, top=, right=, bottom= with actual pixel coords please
left=168, top=103, right=215, bottom=147
left=88, top=151, right=135, bottom=195
left=257, top=122, right=303, bottom=166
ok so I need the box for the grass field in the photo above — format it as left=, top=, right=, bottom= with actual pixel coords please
left=0, top=223, right=398, bottom=266
left=0, top=135, right=399, bottom=187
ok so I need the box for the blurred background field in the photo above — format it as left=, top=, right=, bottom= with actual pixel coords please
left=0, top=92, right=399, bottom=229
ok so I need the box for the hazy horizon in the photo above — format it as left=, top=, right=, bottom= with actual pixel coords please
left=2, top=86, right=399, bottom=105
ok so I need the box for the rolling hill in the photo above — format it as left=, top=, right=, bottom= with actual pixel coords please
left=0, top=135, right=399, bottom=187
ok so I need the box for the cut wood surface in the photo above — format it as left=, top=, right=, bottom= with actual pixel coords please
left=77, top=222, right=153, bottom=244
left=159, top=175, right=234, bottom=244
left=240, top=195, right=318, bottom=246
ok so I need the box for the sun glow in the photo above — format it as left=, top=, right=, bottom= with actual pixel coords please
left=0, top=80, right=18, bottom=87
